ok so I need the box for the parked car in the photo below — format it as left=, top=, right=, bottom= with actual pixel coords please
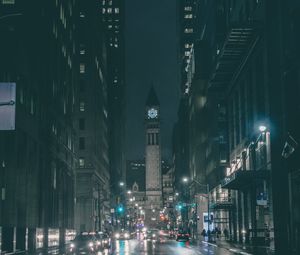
left=69, top=233, right=99, bottom=253
left=176, top=230, right=190, bottom=242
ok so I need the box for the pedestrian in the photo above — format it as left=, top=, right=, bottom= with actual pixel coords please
left=201, top=229, right=206, bottom=237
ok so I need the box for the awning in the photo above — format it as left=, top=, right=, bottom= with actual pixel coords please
left=221, top=169, right=270, bottom=190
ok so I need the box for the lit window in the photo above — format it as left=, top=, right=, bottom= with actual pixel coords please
left=184, top=14, right=193, bottom=19
left=80, top=63, right=85, bottom=73
left=184, top=6, right=192, bottom=11
left=80, top=12, right=85, bottom=18
left=107, top=8, right=112, bottom=13
left=79, top=158, right=85, bottom=167
left=80, top=49, right=85, bottom=55
left=2, top=0, right=15, bottom=4
left=102, top=8, right=106, bottom=14
left=30, top=97, right=34, bottom=115
left=79, top=101, right=85, bottom=111
left=184, top=28, right=193, bottom=33
left=115, top=8, right=119, bottom=14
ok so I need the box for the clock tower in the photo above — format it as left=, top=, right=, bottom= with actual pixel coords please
left=145, top=87, right=162, bottom=226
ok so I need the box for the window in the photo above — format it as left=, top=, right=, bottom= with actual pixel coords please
left=79, top=158, right=85, bottom=167
left=184, top=28, right=193, bottom=33
left=80, top=63, right=85, bottom=73
left=79, top=118, right=85, bottom=130
left=184, top=14, right=193, bottom=19
left=2, top=0, right=15, bottom=4
left=79, top=101, right=85, bottom=111
left=184, top=6, right=192, bottom=11
left=79, top=137, right=85, bottom=150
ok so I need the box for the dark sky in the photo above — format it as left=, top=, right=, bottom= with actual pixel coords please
left=125, top=0, right=180, bottom=161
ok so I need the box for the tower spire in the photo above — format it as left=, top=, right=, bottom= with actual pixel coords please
left=146, top=86, right=160, bottom=106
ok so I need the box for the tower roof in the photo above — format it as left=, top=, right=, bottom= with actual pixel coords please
left=146, top=86, right=160, bottom=106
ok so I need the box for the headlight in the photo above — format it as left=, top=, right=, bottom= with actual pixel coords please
left=152, top=234, right=156, bottom=237
left=124, top=233, right=129, bottom=238
left=104, top=240, right=108, bottom=243
left=115, top=233, right=120, bottom=239
left=70, top=243, right=75, bottom=248
left=96, top=241, right=101, bottom=245
left=88, top=242, right=93, bottom=247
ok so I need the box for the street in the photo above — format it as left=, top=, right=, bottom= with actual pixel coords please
left=98, top=239, right=238, bottom=255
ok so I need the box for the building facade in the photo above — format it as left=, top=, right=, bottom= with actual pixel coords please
left=0, top=0, right=78, bottom=252
left=144, top=87, right=163, bottom=227
left=74, top=0, right=110, bottom=233
left=175, top=0, right=300, bottom=254
left=101, top=0, right=126, bottom=215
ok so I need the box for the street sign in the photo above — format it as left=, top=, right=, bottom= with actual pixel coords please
left=0, top=83, right=16, bottom=130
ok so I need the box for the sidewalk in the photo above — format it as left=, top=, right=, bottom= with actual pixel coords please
left=200, top=239, right=274, bottom=255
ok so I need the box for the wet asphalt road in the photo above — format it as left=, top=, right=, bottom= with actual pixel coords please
left=98, top=239, right=238, bottom=255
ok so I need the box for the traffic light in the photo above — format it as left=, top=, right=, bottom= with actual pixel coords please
left=117, top=204, right=124, bottom=213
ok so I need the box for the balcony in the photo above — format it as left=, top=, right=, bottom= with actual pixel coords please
left=221, top=169, right=270, bottom=190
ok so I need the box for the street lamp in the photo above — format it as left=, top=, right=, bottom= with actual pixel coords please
left=119, top=181, right=124, bottom=187
left=259, top=125, right=267, bottom=132
left=127, top=190, right=132, bottom=194
left=182, top=177, right=188, bottom=183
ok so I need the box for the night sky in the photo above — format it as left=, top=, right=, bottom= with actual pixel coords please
left=125, top=0, right=180, bottom=161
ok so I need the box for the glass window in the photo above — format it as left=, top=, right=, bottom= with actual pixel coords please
left=2, top=0, right=15, bottom=4
left=79, top=158, right=85, bottom=167
left=79, top=101, right=85, bottom=111
left=80, top=63, right=85, bottom=73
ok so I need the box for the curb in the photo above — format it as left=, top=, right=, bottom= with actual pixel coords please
left=202, top=241, right=253, bottom=255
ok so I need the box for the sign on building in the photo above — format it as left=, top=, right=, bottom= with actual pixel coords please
left=0, top=83, right=16, bottom=130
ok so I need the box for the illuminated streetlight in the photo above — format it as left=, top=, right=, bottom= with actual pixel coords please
left=119, top=182, right=124, bottom=187
left=175, top=192, right=179, bottom=196
left=182, top=177, right=188, bottom=183
left=127, top=190, right=132, bottom=194
left=259, top=125, right=267, bottom=132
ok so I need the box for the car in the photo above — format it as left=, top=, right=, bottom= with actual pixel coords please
left=114, top=229, right=131, bottom=240
left=98, top=232, right=111, bottom=249
left=69, top=233, right=99, bottom=253
left=144, top=229, right=159, bottom=241
left=176, top=231, right=190, bottom=242
left=90, top=232, right=111, bottom=249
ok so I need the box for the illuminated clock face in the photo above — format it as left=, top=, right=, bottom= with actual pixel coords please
left=148, top=108, right=158, bottom=119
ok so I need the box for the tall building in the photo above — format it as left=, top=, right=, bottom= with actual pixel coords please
left=0, top=0, right=78, bottom=252
left=101, top=0, right=126, bottom=212
left=74, top=1, right=110, bottom=233
left=144, top=87, right=162, bottom=227
left=175, top=0, right=300, bottom=254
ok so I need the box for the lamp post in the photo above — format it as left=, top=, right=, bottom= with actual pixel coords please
left=182, top=177, right=210, bottom=238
